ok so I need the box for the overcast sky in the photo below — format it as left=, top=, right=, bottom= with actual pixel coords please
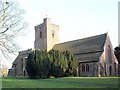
left=6, top=0, right=119, bottom=68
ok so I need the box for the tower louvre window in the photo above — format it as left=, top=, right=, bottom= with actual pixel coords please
left=52, top=33, right=54, bottom=38
left=40, top=31, right=42, bottom=38
left=52, top=30, right=55, bottom=38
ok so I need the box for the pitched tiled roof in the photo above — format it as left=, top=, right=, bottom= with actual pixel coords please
left=53, top=33, right=107, bottom=62
left=75, top=52, right=102, bottom=62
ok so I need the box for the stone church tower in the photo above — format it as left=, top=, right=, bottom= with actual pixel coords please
left=34, top=17, right=59, bottom=51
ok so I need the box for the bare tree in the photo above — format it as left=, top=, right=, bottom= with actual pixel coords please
left=0, top=1, right=27, bottom=59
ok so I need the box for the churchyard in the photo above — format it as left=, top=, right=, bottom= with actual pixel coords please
left=2, top=77, right=119, bottom=89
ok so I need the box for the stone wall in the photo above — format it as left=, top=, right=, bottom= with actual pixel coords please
left=78, top=62, right=98, bottom=76
left=8, top=49, right=33, bottom=77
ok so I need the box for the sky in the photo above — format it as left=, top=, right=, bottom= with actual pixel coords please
left=5, top=0, right=119, bottom=68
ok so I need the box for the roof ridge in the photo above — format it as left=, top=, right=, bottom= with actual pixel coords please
left=54, top=33, right=107, bottom=46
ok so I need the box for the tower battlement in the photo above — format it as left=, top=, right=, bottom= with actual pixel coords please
left=19, top=48, right=34, bottom=55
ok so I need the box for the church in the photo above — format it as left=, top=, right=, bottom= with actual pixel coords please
left=8, top=17, right=118, bottom=77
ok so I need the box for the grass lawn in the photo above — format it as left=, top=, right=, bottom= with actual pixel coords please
left=2, top=77, right=119, bottom=88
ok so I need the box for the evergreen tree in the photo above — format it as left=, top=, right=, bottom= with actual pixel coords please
left=48, top=50, right=64, bottom=77
left=26, top=50, right=51, bottom=78
left=63, top=51, right=77, bottom=76
left=114, top=46, right=120, bottom=75
left=26, top=49, right=78, bottom=79
left=26, top=52, right=38, bottom=78
left=114, top=46, right=120, bottom=64
left=49, top=49, right=78, bottom=77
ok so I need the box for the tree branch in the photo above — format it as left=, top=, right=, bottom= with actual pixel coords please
left=0, top=1, right=28, bottom=59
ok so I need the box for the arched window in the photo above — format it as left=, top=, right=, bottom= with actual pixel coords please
left=109, top=65, right=112, bottom=76
left=104, top=63, right=107, bottom=76
left=114, top=63, right=117, bottom=75
left=24, top=70, right=26, bottom=76
left=86, top=64, right=89, bottom=71
left=21, top=59, right=23, bottom=71
left=40, top=31, right=42, bottom=38
left=108, top=45, right=112, bottom=63
left=82, top=64, right=85, bottom=72
left=14, top=69, right=17, bottom=76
